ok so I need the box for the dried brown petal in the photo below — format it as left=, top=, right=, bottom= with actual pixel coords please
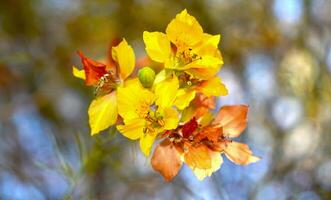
left=182, top=117, right=198, bottom=138
left=224, top=141, right=260, bottom=165
left=184, top=144, right=211, bottom=169
left=151, top=139, right=183, bottom=181
left=195, top=125, right=222, bottom=143
left=213, top=105, right=248, bottom=138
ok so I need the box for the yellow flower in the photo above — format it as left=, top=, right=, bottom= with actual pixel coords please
left=144, top=10, right=228, bottom=110
left=117, top=77, right=179, bottom=156
left=73, top=39, right=135, bottom=135
left=143, top=9, right=223, bottom=80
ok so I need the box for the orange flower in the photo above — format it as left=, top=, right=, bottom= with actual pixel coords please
left=151, top=105, right=260, bottom=181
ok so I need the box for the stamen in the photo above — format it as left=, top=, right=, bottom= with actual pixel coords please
left=157, top=119, right=165, bottom=127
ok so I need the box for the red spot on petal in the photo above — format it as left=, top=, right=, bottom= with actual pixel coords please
left=182, top=117, right=198, bottom=138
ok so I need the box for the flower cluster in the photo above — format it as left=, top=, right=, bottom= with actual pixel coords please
left=73, top=9, right=259, bottom=181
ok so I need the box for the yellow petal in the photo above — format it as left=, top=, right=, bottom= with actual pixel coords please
left=193, top=151, right=223, bottom=180
left=164, top=56, right=182, bottom=70
left=154, top=69, right=169, bottom=85
left=143, top=31, right=171, bottom=63
left=117, top=78, right=155, bottom=121
left=166, top=9, right=203, bottom=46
left=184, top=54, right=223, bottom=80
left=193, top=34, right=222, bottom=58
left=224, top=141, right=260, bottom=165
left=117, top=118, right=145, bottom=140
left=162, top=107, right=179, bottom=130
left=140, top=132, right=157, bottom=156
left=112, top=39, right=135, bottom=80
left=151, top=139, right=183, bottom=181
left=201, top=34, right=221, bottom=48
left=185, top=54, right=222, bottom=69
left=193, top=34, right=221, bottom=54
left=72, top=66, right=86, bottom=80
left=174, top=89, right=196, bottom=110
left=186, top=66, right=220, bottom=80
left=155, top=75, right=179, bottom=108
left=88, top=92, right=117, bottom=135
left=195, top=77, right=228, bottom=96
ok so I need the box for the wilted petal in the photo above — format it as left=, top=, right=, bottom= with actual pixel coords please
left=224, top=141, right=260, bottom=165
left=193, top=151, right=223, bottom=180
left=193, top=94, right=216, bottom=110
left=151, top=139, right=183, bottom=181
left=182, top=117, right=198, bottom=138
left=192, top=95, right=216, bottom=120
left=184, top=144, right=211, bottom=169
left=195, top=126, right=222, bottom=143
left=213, top=105, right=248, bottom=138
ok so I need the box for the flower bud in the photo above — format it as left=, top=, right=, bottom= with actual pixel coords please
left=138, top=67, right=155, bottom=88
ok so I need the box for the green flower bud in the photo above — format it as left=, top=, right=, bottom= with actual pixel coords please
left=138, top=67, right=155, bottom=88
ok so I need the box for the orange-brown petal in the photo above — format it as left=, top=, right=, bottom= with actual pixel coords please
left=192, top=94, right=216, bottom=120
left=193, top=94, right=216, bottom=110
left=224, top=141, right=260, bottom=165
left=195, top=126, right=222, bottom=143
left=192, top=150, right=223, bottom=180
left=213, top=105, right=248, bottom=138
left=184, top=144, right=211, bottom=169
left=151, top=139, right=183, bottom=181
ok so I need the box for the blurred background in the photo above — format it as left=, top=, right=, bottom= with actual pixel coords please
left=1, top=0, right=331, bottom=199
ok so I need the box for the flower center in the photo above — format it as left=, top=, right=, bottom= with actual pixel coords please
left=136, top=101, right=152, bottom=119
left=177, top=48, right=200, bottom=64
left=143, top=111, right=165, bottom=133
left=171, top=42, right=201, bottom=67
left=177, top=72, right=199, bottom=88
